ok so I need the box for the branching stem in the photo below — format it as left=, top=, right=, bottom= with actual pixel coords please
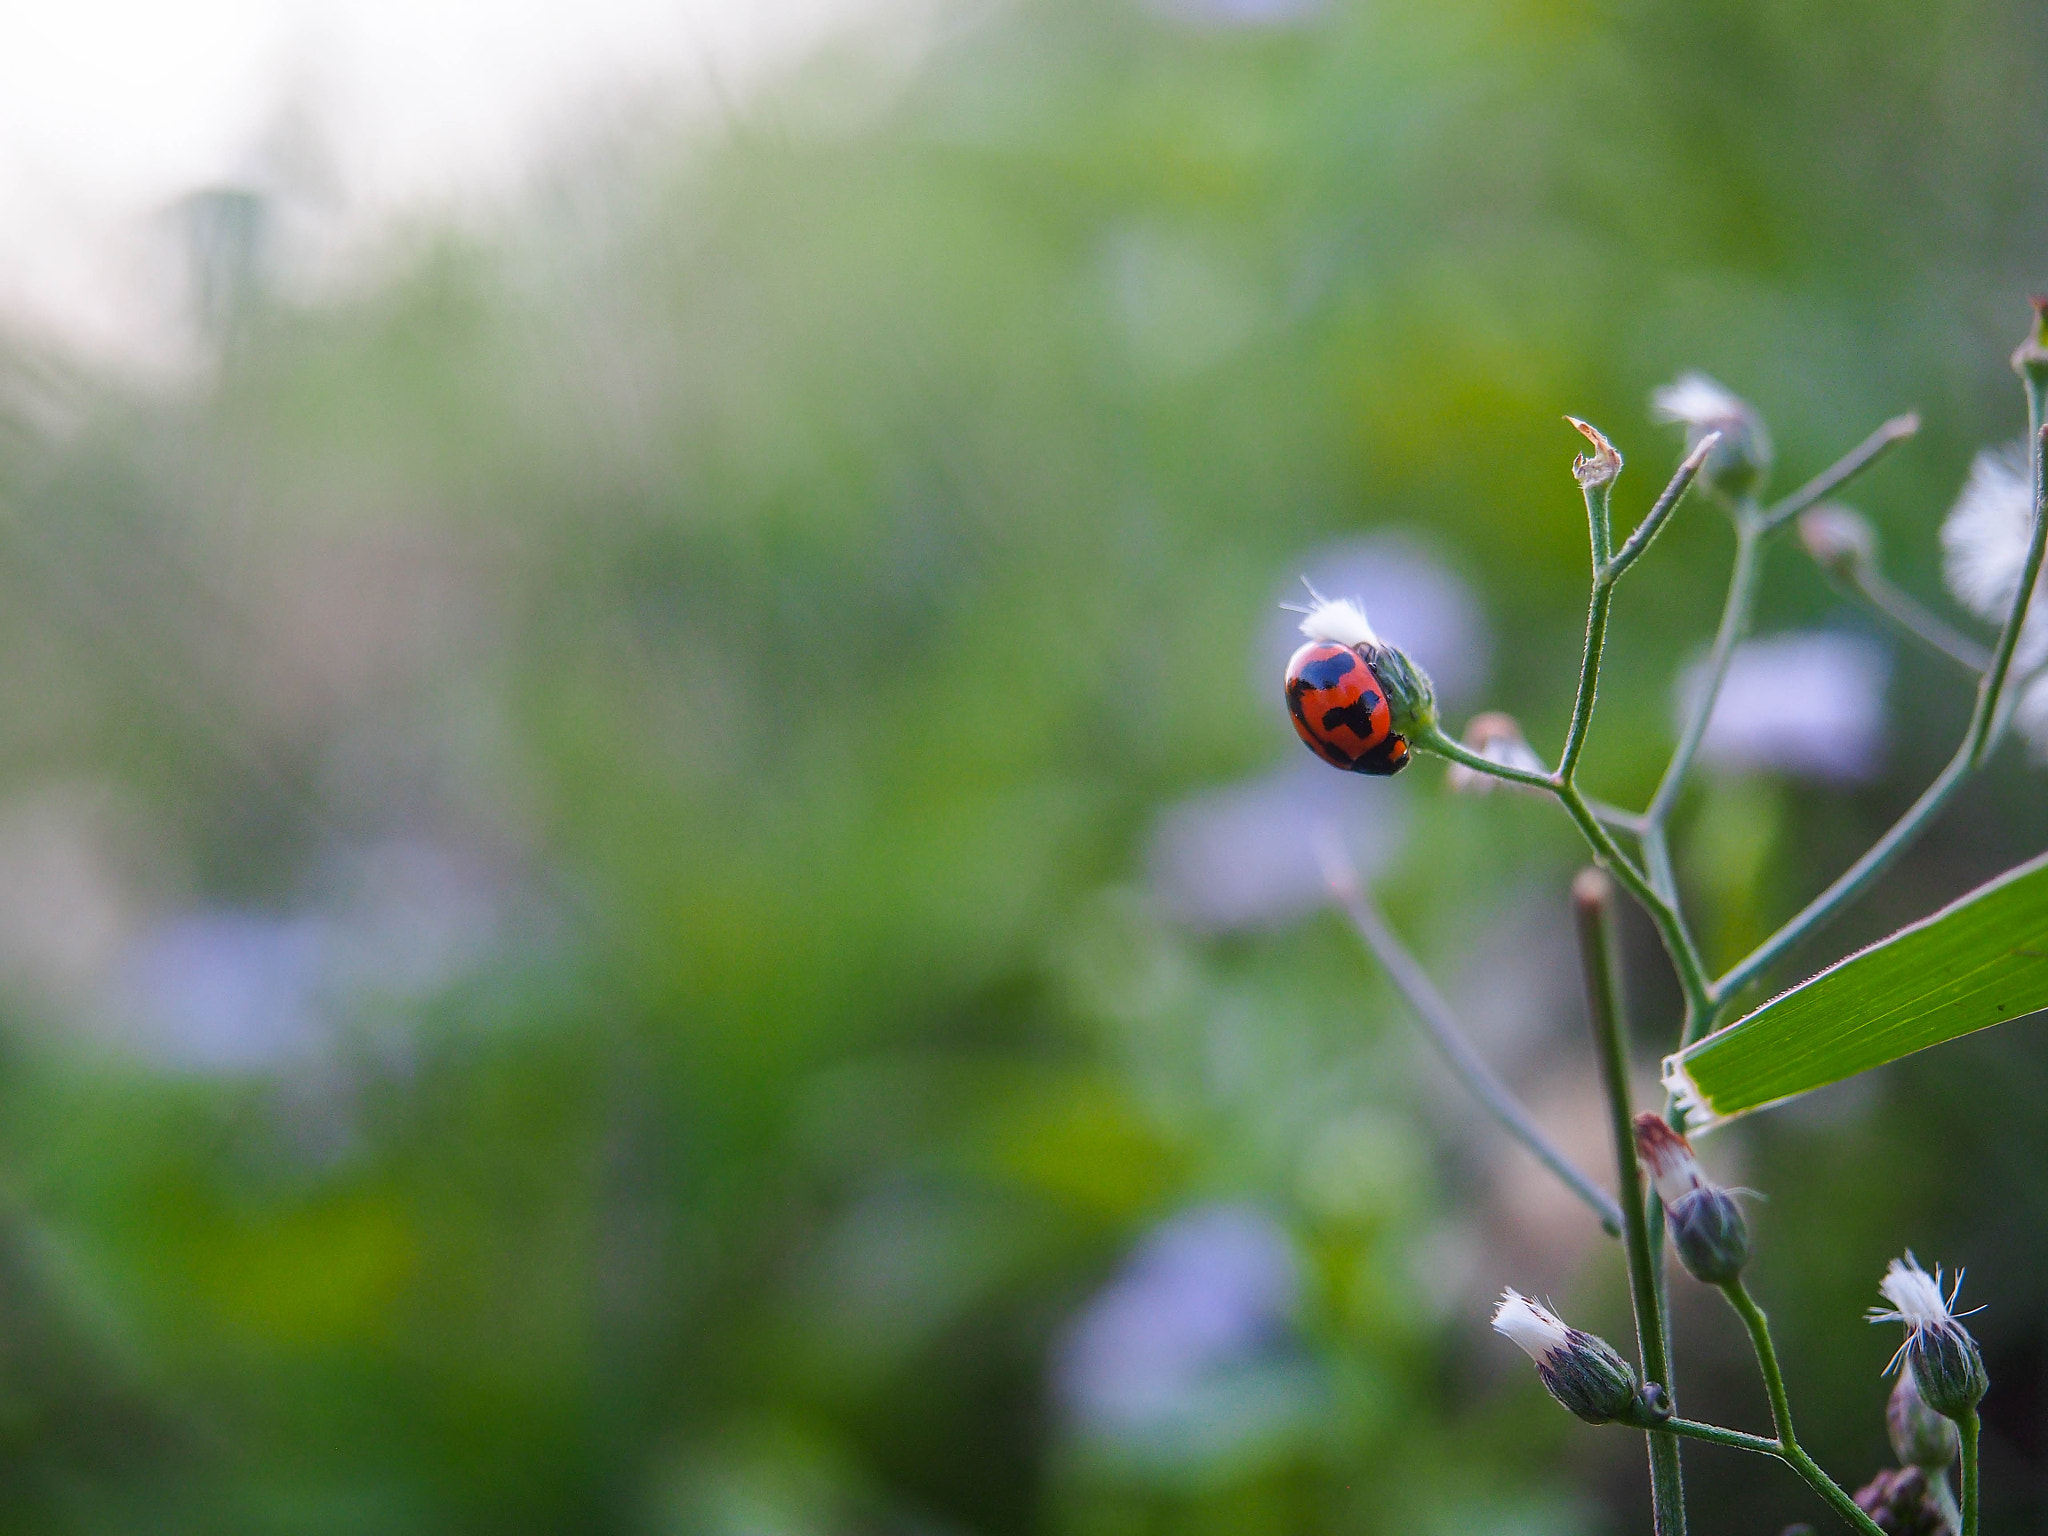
left=1720, top=1278, right=1888, bottom=1536
left=1317, top=842, right=1623, bottom=1234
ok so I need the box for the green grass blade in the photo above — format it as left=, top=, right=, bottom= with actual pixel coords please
left=1666, top=850, right=2048, bottom=1128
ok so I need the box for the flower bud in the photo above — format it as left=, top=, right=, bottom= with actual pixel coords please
left=1887, top=1365, right=1961, bottom=1472
left=2011, top=295, right=2048, bottom=391
left=1852, top=1466, right=1945, bottom=1536
left=1491, top=1289, right=1640, bottom=1425
left=1446, top=713, right=1545, bottom=794
left=1365, top=641, right=1439, bottom=742
left=1870, top=1254, right=1989, bottom=1422
left=1651, top=372, right=1773, bottom=501
left=1798, top=504, right=1879, bottom=577
left=1633, top=1113, right=1750, bottom=1284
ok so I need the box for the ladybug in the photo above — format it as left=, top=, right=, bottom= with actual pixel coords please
left=1285, top=640, right=1409, bottom=776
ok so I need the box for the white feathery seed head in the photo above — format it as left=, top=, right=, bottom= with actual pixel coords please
left=1942, top=441, right=2048, bottom=673
left=1492, top=1288, right=1571, bottom=1363
left=1651, top=373, right=1754, bottom=432
left=1871, top=1254, right=1962, bottom=1334
left=1292, top=588, right=1380, bottom=649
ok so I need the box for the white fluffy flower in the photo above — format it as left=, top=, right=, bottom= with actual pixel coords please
left=1871, top=1254, right=1964, bottom=1336
left=1294, top=592, right=1379, bottom=649
left=1941, top=441, right=2048, bottom=674
left=1491, top=1288, right=1572, bottom=1363
left=1651, top=373, right=1753, bottom=432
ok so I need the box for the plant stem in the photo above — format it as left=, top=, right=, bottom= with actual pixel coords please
left=1720, top=1278, right=1888, bottom=1536
left=1316, top=842, right=1624, bottom=1234
left=1655, top=1417, right=1781, bottom=1457
left=1757, top=412, right=1921, bottom=535
left=1573, top=870, right=1685, bottom=1536
left=1714, top=416, right=2048, bottom=1005
left=1831, top=562, right=1990, bottom=674
left=1959, top=1408, right=1980, bottom=1536
left=1933, top=1468, right=1963, bottom=1535
left=1649, top=509, right=1762, bottom=833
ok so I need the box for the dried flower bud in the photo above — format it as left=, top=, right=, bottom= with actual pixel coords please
left=1870, top=1254, right=1988, bottom=1421
left=1799, top=504, right=1879, bottom=577
left=1446, top=713, right=1546, bottom=793
left=1566, top=416, right=1622, bottom=490
left=1491, top=1289, right=1640, bottom=1425
left=1633, top=1113, right=1750, bottom=1284
left=1651, top=372, right=1773, bottom=501
left=1888, top=1365, right=1961, bottom=1472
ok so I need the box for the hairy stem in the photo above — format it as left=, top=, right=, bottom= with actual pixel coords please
left=1721, top=1279, right=1887, bottom=1536
left=1832, top=562, right=1990, bottom=674
left=1317, top=843, right=1623, bottom=1234
left=1650, top=510, right=1762, bottom=832
left=1573, top=870, right=1685, bottom=1536
left=1959, top=1407, right=1980, bottom=1536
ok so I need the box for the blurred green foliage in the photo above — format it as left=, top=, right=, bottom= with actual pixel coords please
left=0, top=0, right=2044, bottom=1532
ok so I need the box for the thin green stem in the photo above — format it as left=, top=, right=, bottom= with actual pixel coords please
left=1573, top=871, right=1685, bottom=1536
left=1649, top=511, right=1762, bottom=832
left=1558, top=575, right=1616, bottom=783
left=1317, top=844, right=1624, bottom=1234
left=1560, top=787, right=1713, bottom=1019
left=1933, top=1468, right=1963, bottom=1535
left=1715, top=416, right=2048, bottom=1005
left=1758, top=412, right=1922, bottom=535
left=1959, top=1407, right=1980, bottom=1536
left=1721, top=1279, right=1888, bottom=1536
left=1833, top=562, right=1990, bottom=675
left=1610, top=434, right=1719, bottom=581
left=1654, top=1417, right=1781, bottom=1458
left=1410, top=723, right=1555, bottom=792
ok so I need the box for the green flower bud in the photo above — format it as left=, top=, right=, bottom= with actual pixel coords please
left=1492, top=1289, right=1640, bottom=1425
left=1633, top=1113, right=1750, bottom=1285
left=2011, top=295, right=2048, bottom=391
left=1887, top=1365, right=1961, bottom=1472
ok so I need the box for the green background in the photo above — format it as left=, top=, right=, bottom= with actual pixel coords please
left=0, top=0, right=2045, bottom=1530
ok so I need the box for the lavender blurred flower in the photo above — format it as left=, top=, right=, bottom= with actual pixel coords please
left=1055, top=1205, right=1311, bottom=1447
left=1679, top=632, right=1889, bottom=781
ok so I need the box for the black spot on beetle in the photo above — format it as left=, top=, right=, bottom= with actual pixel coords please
left=1318, top=692, right=1383, bottom=741
left=1293, top=650, right=1359, bottom=691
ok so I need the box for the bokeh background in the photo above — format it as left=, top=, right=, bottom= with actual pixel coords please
left=0, top=0, right=2045, bottom=1531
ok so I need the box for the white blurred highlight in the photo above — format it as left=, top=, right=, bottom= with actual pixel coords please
left=1679, top=632, right=1889, bottom=782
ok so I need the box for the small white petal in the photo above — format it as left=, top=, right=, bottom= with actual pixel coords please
left=1297, top=595, right=1379, bottom=649
left=1634, top=1115, right=1706, bottom=1208
left=1492, top=1288, right=1571, bottom=1363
